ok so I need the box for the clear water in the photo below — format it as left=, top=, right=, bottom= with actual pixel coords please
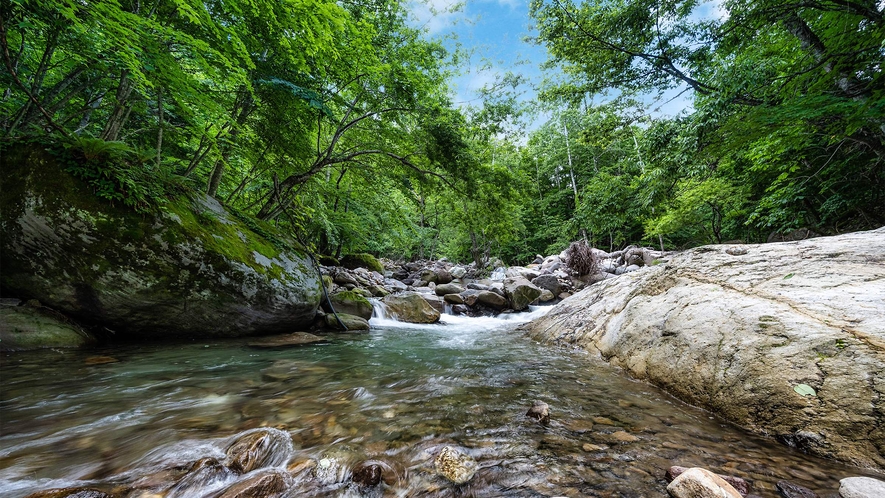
left=1, top=308, right=881, bottom=497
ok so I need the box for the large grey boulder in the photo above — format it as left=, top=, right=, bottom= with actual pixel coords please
left=326, top=291, right=373, bottom=320
left=839, top=477, right=885, bottom=498
left=1, top=147, right=322, bottom=339
left=531, top=275, right=561, bottom=296
left=522, top=228, right=885, bottom=470
left=503, top=277, right=543, bottom=311
left=382, top=291, right=440, bottom=323
left=435, top=283, right=464, bottom=296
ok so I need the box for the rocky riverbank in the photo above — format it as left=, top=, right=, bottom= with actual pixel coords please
left=521, top=227, right=885, bottom=471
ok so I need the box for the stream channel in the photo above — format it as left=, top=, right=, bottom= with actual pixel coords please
left=1, top=306, right=882, bottom=497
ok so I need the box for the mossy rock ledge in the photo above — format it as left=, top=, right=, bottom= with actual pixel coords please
left=0, top=145, right=322, bottom=339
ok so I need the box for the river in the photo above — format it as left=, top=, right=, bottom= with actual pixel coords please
left=1, top=307, right=881, bottom=497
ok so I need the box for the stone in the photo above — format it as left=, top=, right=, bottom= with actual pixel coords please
left=352, top=462, right=382, bottom=487
left=839, top=477, right=885, bottom=498
left=476, top=290, right=508, bottom=310
left=582, top=443, right=605, bottom=452
left=609, top=431, right=639, bottom=443
left=421, top=294, right=445, bottom=313
left=0, top=305, right=95, bottom=351
left=776, top=480, right=819, bottom=498
left=666, top=466, right=751, bottom=496
left=216, top=471, right=287, bottom=498
left=384, top=278, right=408, bottom=292
left=525, top=400, right=550, bottom=424
left=224, top=429, right=292, bottom=474
left=324, top=313, right=370, bottom=331
left=418, top=269, right=439, bottom=285
left=460, top=290, right=480, bottom=306
left=435, top=268, right=453, bottom=284
left=531, top=275, right=562, bottom=296
left=326, top=290, right=373, bottom=320
left=466, top=283, right=489, bottom=291
left=0, top=147, right=321, bottom=339
left=666, top=467, right=743, bottom=498
left=451, top=266, right=467, bottom=278
left=84, top=356, right=118, bottom=365
left=537, top=289, right=555, bottom=302
left=382, top=292, right=441, bottom=323
left=503, top=277, right=543, bottom=311
left=444, top=293, right=464, bottom=304
left=248, top=332, right=325, bottom=348
left=435, top=283, right=465, bottom=296
left=522, top=228, right=885, bottom=469
left=434, top=446, right=477, bottom=484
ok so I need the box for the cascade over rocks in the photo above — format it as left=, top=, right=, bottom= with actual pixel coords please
left=522, top=228, right=885, bottom=470
left=0, top=147, right=322, bottom=340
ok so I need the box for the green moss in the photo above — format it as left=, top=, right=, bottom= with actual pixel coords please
left=340, top=253, right=384, bottom=273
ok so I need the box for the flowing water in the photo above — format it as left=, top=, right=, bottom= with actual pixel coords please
left=1, top=307, right=881, bottom=497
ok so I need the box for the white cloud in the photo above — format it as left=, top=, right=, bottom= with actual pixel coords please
left=409, top=0, right=463, bottom=35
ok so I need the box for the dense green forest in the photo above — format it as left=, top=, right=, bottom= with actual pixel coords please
left=2, top=0, right=883, bottom=268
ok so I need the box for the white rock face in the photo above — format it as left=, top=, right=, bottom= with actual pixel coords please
left=523, top=227, right=885, bottom=469
left=666, top=467, right=743, bottom=498
left=839, top=476, right=885, bottom=498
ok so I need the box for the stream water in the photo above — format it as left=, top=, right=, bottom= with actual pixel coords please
left=1, top=307, right=881, bottom=497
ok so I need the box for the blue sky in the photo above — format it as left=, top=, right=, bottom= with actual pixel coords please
left=408, top=0, right=728, bottom=128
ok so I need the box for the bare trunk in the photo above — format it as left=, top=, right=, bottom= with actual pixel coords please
left=207, top=159, right=224, bottom=197
left=101, top=70, right=135, bottom=141
left=155, top=86, right=163, bottom=169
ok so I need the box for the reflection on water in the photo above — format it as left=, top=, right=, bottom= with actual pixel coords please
left=0, top=307, right=881, bottom=497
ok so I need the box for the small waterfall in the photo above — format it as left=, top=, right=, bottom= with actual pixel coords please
left=370, top=298, right=390, bottom=319
left=490, top=267, right=506, bottom=281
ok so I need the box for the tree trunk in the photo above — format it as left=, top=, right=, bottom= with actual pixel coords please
left=101, top=70, right=135, bottom=141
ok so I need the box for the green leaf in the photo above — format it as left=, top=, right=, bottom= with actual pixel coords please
left=783, top=273, right=794, bottom=279
left=793, top=384, right=816, bottom=397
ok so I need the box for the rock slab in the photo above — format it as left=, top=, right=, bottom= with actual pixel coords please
left=522, top=228, right=885, bottom=470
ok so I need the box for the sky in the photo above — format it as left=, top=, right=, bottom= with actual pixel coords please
left=408, top=0, right=728, bottom=130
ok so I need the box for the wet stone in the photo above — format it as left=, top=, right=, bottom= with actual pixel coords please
left=247, top=332, right=325, bottom=348
left=526, top=400, right=550, bottom=425
left=216, top=471, right=287, bottom=498
left=667, top=467, right=743, bottom=498
left=776, top=480, right=819, bottom=498
left=352, top=462, right=382, bottom=487
left=225, top=429, right=291, bottom=474
left=434, top=446, right=477, bottom=485
left=84, top=356, right=119, bottom=365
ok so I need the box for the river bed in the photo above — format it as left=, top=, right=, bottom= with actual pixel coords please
left=1, top=307, right=881, bottom=497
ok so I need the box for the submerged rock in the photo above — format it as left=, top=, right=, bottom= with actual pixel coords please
left=23, top=489, right=114, bottom=498
left=523, top=228, right=885, bottom=469
left=433, top=446, right=477, bottom=485
left=776, top=480, right=819, bottom=498
left=666, top=467, right=743, bottom=498
left=351, top=462, right=382, bottom=487
left=224, top=429, right=292, bottom=474
left=247, top=332, right=325, bottom=348
left=0, top=146, right=322, bottom=339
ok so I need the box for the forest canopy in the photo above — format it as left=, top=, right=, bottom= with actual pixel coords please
left=2, top=0, right=883, bottom=267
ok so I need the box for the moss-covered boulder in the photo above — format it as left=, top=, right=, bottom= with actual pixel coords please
left=340, top=253, right=384, bottom=273
left=0, top=304, right=95, bottom=350
left=326, top=290, right=373, bottom=320
left=0, top=145, right=322, bottom=339
left=324, top=313, right=370, bottom=331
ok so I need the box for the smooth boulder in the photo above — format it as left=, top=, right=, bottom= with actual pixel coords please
left=523, top=228, right=885, bottom=469
left=839, top=477, right=885, bottom=498
left=382, top=292, right=440, bottom=323
left=666, top=467, right=742, bottom=498
left=326, top=291, right=373, bottom=320
left=0, top=304, right=94, bottom=350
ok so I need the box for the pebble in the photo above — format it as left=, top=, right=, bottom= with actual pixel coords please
left=666, top=465, right=751, bottom=496
left=839, top=477, right=885, bottom=498
left=610, top=431, right=639, bottom=442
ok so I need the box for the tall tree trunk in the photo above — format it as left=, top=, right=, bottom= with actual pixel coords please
left=207, top=159, right=224, bottom=197
left=101, top=70, right=135, bottom=141
left=155, top=86, right=163, bottom=169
